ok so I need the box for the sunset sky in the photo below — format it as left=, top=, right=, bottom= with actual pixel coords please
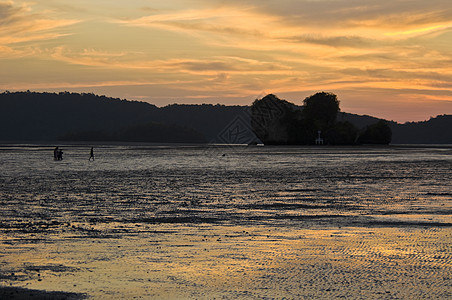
left=1, top=0, right=451, bottom=122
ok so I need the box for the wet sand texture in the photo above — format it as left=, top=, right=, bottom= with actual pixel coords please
left=0, top=145, right=451, bottom=298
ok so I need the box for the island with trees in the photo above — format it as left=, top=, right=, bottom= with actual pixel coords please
left=251, top=92, right=392, bottom=145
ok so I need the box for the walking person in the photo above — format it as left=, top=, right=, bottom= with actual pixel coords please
left=89, top=147, right=95, bottom=161
left=54, top=147, right=59, bottom=160
left=57, top=148, right=63, bottom=160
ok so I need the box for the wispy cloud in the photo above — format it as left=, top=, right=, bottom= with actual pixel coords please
left=1, top=0, right=451, bottom=121
left=0, top=1, right=79, bottom=47
left=49, top=46, right=292, bottom=76
left=115, top=5, right=274, bottom=40
left=114, top=1, right=452, bottom=57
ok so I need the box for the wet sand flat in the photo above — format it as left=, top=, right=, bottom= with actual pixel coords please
left=0, top=145, right=451, bottom=298
left=1, top=225, right=450, bottom=299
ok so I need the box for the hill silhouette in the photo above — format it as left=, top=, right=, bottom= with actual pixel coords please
left=390, top=115, right=452, bottom=144
left=0, top=91, right=248, bottom=143
left=0, top=91, right=450, bottom=144
left=0, top=91, right=158, bottom=141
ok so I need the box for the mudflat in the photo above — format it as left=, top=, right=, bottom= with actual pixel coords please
left=0, top=145, right=451, bottom=298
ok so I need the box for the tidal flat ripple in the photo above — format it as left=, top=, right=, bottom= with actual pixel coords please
left=0, top=145, right=451, bottom=298
left=0, top=145, right=451, bottom=233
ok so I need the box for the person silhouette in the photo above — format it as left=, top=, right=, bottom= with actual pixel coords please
left=54, top=147, right=59, bottom=160
left=89, top=147, right=94, bottom=161
left=57, top=148, right=63, bottom=160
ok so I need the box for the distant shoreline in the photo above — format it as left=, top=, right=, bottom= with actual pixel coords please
left=2, top=92, right=451, bottom=144
left=1, top=141, right=451, bottom=149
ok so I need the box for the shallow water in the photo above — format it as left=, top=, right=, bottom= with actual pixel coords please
left=0, top=144, right=451, bottom=298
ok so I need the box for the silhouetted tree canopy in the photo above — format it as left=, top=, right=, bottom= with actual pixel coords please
left=251, top=94, right=302, bottom=144
left=326, top=121, right=359, bottom=145
left=250, top=92, right=393, bottom=145
left=0, top=91, right=247, bottom=143
left=389, top=115, right=452, bottom=144
left=358, top=120, right=392, bottom=144
left=302, top=92, right=340, bottom=130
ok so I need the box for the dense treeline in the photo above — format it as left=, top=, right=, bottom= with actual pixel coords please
left=251, top=93, right=392, bottom=145
left=0, top=91, right=158, bottom=141
left=59, top=122, right=206, bottom=143
left=0, top=91, right=450, bottom=144
left=0, top=91, right=246, bottom=143
left=390, top=115, right=452, bottom=144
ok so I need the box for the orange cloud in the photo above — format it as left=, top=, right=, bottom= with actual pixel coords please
left=0, top=1, right=79, bottom=47
left=1, top=0, right=451, bottom=121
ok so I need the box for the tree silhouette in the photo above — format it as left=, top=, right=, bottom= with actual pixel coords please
left=358, top=120, right=392, bottom=144
left=251, top=94, right=300, bottom=144
left=302, top=92, right=340, bottom=130
left=326, top=121, right=359, bottom=145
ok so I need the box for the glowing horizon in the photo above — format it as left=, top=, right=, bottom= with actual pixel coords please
left=1, top=0, right=451, bottom=122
